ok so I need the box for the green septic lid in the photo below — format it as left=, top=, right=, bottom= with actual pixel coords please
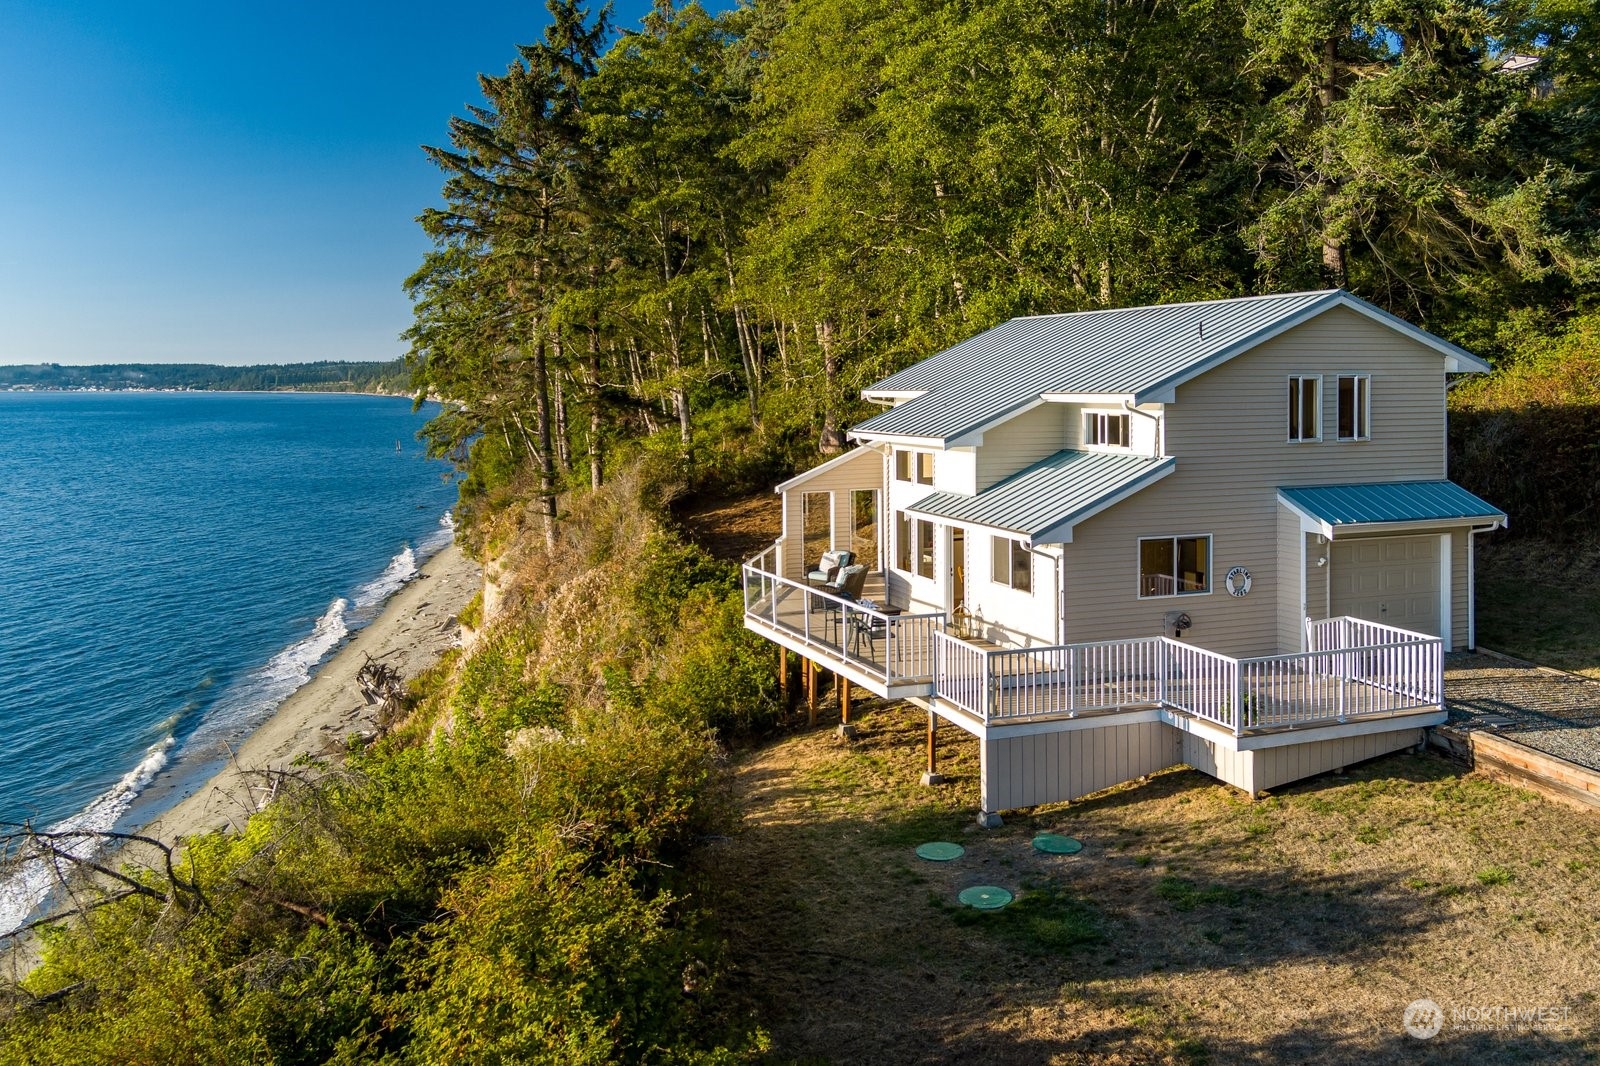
left=1033, top=834, right=1083, bottom=855
left=958, top=885, right=1013, bottom=910
left=915, top=841, right=965, bottom=862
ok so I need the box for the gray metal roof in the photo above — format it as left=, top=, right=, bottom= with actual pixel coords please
left=1279, top=481, right=1506, bottom=527
left=909, top=450, right=1174, bottom=540
left=852, top=289, right=1488, bottom=444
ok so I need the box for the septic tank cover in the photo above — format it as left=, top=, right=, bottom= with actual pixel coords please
left=1032, top=834, right=1083, bottom=855
left=958, top=885, right=1014, bottom=910
left=915, top=841, right=964, bottom=861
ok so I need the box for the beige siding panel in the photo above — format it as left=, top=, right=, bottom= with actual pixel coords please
left=1452, top=532, right=1470, bottom=649
left=1063, top=307, right=1449, bottom=657
left=1252, top=729, right=1421, bottom=792
left=1183, top=732, right=1254, bottom=793
left=780, top=448, right=885, bottom=580
left=1276, top=506, right=1302, bottom=653
left=976, top=405, right=1068, bottom=491
left=1306, top=532, right=1330, bottom=627
left=981, top=721, right=1179, bottom=811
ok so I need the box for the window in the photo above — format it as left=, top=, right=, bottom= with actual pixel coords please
left=895, top=511, right=912, bottom=571
left=894, top=450, right=935, bottom=484
left=851, top=489, right=880, bottom=570
left=915, top=519, right=936, bottom=579
left=990, top=535, right=1032, bottom=592
left=1337, top=375, right=1370, bottom=440
left=1287, top=376, right=1320, bottom=442
left=1084, top=411, right=1130, bottom=449
left=1138, top=535, right=1210, bottom=597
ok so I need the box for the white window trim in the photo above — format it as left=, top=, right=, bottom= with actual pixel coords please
left=913, top=517, right=937, bottom=580
left=990, top=535, right=1033, bottom=592
left=1335, top=373, right=1371, bottom=442
left=1287, top=374, right=1323, bottom=443
left=1136, top=533, right=1214, bottom=599
left=1081, top=408, right=1133, bottom=453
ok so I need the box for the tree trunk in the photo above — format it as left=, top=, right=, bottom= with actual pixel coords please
left=1318, top=36, right=1347, bottom=287
left=815, top=319, right=846, bottom=454
left=531, top=332, right=558, bottom=550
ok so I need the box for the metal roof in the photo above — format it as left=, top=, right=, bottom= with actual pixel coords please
left=909, top=450, right=1174, bottom=541
left=1278, top=481, right=1506, bottom=529
left=852, top=289, right=1489, bottom=444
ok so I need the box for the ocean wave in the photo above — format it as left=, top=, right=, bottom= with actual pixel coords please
left=181, top=598, right=350, bottom=749
left=418, top=510, right=455, bottom=557
left=0, top=735, right=174, bottom=936
left=353, top=548, right=417, bottom=612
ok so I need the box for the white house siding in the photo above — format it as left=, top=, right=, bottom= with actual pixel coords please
left=975, top=404, right=1068, bottom=490
left=965, top=541, right=1062, bottom=647
left=886, top=449, right=945, bottom=612
left=778, top=447, right=885, bottom=582
left=1061, top=306, right=1449, bottom=657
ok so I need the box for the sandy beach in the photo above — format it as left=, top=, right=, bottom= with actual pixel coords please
left=143, top=543, right=481, bottom=846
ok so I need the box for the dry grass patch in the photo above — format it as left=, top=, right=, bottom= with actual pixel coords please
left=708, top=700, right=1600, bottom=1064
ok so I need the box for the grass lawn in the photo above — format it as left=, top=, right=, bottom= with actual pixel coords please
left=1477, top=539, right=1600, bottom=677
left=708, top=698, right=1600, bottom=1064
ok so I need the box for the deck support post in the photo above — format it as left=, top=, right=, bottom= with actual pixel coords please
left=806, top=659, right=818, bottom=727
left=920, top=710, right=947, bottom=786
left=836, top=677, right=857, bottom=739
left=779, top=646, right=789, bottom=699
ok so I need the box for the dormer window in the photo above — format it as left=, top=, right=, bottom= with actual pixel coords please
left=1084, top=411, right=1130, bottom=449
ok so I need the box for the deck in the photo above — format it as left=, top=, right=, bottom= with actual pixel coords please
left=742, top=543, right=1445, bottom=735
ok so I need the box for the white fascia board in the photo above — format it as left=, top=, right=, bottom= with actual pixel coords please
left=1328, top=516, right=1506, bottom=537
left=1039, top=392, right=1137, bottom=405
left=1031, top=459, right=1177, bottom=545
left=945, top=396, right=1049, bottom=448
left=1132, top=290, right=1489, bottom=404
left=774, top=446, right=884, bottom=492
left=846, top=429, right=952, bottom=450
left=1276, top=493, right=1335, bottom=538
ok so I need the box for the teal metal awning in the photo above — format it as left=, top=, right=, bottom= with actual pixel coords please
left=909, top=449, right=1173, bottom=543
left=1279, top=481, right=1506, bottom=535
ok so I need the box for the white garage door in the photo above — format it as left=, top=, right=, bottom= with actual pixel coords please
left=1330, top=535, right=1441, bottom=637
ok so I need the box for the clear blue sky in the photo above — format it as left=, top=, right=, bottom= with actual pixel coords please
left=0, top=0, right=670, bottom=366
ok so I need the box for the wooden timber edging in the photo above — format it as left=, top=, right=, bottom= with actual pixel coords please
left=1430, top=723, right=1600, bottom=813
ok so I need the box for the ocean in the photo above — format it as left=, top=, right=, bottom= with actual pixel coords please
left=0, top=391, right=458, bottom=930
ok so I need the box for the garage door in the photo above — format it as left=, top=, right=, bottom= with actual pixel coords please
left=1330, top=535, right=1440, bottom=636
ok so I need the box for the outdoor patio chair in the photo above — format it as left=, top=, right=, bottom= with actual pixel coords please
left=806, top=549, right=855, bottom=586
left=822, top=563, right=869, bottom=602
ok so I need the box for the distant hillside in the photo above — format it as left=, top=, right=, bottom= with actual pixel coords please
left=0, top=359, right=411, bottom=394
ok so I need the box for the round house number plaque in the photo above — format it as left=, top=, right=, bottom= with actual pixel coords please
left=1224, top=566, right=1252, bottom=597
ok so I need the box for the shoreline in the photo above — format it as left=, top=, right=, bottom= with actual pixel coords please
left=140, top=542, right=481, bottom=847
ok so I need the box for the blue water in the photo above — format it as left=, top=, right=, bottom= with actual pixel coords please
left=0, top=391, right=456, bottom=861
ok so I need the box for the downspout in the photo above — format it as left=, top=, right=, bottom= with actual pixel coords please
left=1123, top=400, right=1162, bottom=458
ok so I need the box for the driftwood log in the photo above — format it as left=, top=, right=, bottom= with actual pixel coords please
left=356, top=655, right=408, bottom=733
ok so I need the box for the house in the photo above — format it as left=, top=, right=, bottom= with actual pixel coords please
left=742, top=289, right=1506, bottom=825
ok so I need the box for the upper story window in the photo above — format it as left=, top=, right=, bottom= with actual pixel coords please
left=1083, top=411, right=1130, bottom=450
left=990, top=535, right=1032, bottom=592
left=894, top=449, right=935, bottom=484
left=1287, top=376, right=1320, bottom=442
left=1138, top=535, right=1210, bottom=597
left=1337, top=375, right=1370, bottom=441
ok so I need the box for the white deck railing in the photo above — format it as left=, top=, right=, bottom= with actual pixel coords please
left=742, top=542, right=944, bottom=688
left=743, top=541, right=1442, bottom=733
left=930, top=619, right=1442, bottom=735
